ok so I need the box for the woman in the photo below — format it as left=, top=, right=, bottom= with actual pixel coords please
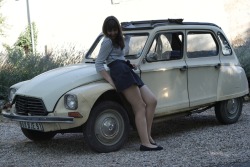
left=95, top=16, right=163, bottom=151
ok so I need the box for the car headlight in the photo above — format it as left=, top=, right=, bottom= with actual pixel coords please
left=8, top=88, right=17, bottom=102
left=64, top=94, right=78, bottom=110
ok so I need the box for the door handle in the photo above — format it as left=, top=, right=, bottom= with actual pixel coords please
left=180, top=66, right=187, bottom=71
left=215, top=63, right=221, bottom=69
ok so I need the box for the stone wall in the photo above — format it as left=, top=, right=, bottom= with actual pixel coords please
left=223, top=0, right=250, bottom=43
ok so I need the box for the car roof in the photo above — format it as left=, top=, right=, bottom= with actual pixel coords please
left=121, top=19, right=221, bottom=31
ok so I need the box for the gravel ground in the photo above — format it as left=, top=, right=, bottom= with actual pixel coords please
left=0, top=102, right=250, bottom=167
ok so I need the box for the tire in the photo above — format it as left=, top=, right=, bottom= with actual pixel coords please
left=215, top=97, right=243, bottom=124
left=83, top=101, right=130, bottom=153
left=21, top=128, right=57, bottom=141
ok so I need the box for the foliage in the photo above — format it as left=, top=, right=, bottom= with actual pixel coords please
left=1, top=20, right=86, bottom=105
left=0, top=0, right=6, bottom=37
left=0, top=46, right=85, bottom=101
left=14, top=22, right=38, bottom=54
left=233, top=38, right=250, bottom=79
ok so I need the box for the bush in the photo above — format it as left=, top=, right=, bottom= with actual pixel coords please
left=233, top=40, right=250, bottom=78
left=0, top=46, right=85, bottom=102
left=232, top=35, right=250, bottom=90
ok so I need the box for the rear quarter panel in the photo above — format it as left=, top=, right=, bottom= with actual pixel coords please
left=217, top=63, right=249, bottom=101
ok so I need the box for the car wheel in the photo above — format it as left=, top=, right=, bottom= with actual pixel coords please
left=215, top=97, right=243, bottom=124
left=21, top=128, right=57, bottom=141
left=83, top=101, right=130, bottom=153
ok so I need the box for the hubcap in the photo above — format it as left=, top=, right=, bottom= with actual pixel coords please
left=226, top=99, right=239, bottom=118
left=94, top=110, right=124, bottom=145
left=101, top=117, right=117, bottom=137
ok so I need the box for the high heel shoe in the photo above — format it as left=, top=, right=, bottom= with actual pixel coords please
left=140, top=145, right=163, bottom=151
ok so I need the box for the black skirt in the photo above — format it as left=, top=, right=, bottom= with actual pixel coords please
left=108, top=60, right=144, bottom=92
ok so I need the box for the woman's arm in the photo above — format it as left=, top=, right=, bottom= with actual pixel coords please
left=99, top=70, right=116, bottom=89
left=95, top=38, right=116, bottom=89
left=95, top=38, right=112, bottom=72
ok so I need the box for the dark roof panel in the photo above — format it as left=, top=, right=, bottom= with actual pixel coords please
left=121, top=19, right=220, bottom=31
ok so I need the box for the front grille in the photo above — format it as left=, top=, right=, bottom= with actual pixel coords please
left=15, top=95, right=48, bottom=116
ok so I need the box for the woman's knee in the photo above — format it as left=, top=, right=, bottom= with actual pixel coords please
left=140, top=86, right=157, bottom=106
left=146, top=94, right=157, bottom=107
left=151, top=96, right=157, bottom=107
left=133, top=101, right=146, bottom=111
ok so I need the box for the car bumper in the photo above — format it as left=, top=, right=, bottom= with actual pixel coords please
left=2, top=111, right=74, bottom=123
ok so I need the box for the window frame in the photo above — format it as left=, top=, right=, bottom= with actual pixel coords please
left=146, top=31, right=184, bottom=62
left=217, top=32, right=232, bottom=56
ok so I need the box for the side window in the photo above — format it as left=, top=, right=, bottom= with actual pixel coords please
left=187, top=32, right=218, bottom=58
left=217, top=32, right=232, bottom=56
left=147, top=32, right=183, bottom=62
left=86, top=34, right=148, bottom=60
left=125, top=34, right=148, bottom=59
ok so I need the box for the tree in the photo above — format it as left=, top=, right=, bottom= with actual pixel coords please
left=0, top=0, right=6, bottom=37
left=14, top=22, right=38, bottom=55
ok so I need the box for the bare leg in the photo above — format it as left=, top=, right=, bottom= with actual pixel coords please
left=140, top=85, right=157, bottom=143
left=122, top=85, right=156, bottom=148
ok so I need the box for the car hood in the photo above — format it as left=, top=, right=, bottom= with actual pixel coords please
left=16, top=63, right=103, bottom=111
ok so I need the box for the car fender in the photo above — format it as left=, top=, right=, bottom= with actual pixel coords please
left=11, top=80, right=30, bottom=88
left=54, top=82, right=114, bottom=130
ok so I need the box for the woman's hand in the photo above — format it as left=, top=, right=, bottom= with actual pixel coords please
left=110, top=83, right=117, bottom=90
left=131, top=63, right=138, bottom=70
left=99, top=70, right=116, bottom=90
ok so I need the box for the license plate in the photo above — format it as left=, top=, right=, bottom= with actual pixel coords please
left=20, top=122, right=44, bottom=131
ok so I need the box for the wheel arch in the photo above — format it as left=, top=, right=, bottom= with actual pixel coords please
left=215, top=97, right=243, bottom=124
left=66, top=82, right=135, bottom=129
left=91, top=90, right=135, bottom=129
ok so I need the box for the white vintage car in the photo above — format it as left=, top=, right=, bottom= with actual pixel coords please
left=3, top=19, right=249, bottom=153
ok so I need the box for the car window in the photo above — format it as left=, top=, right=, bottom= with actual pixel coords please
left=125, top=34, right=148, bottom=59
left=86, top=34, right=148, bottom=60
left=187, top=32, right=218, bottom=58
left=217, top=32, right=232, bottom=56
left=146, top=32, right=183, bottom=62
left=87, top=36, right=104, bottom=60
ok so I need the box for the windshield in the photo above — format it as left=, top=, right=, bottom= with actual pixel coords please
left=85, top=33, right=148, bottom=60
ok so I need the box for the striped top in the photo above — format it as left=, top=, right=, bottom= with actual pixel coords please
left=95, top=36, right=130, bottom=72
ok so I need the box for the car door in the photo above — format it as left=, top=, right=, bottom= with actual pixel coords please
left=185, top=30, right=220, bottom=107
left=139, top=31, right=189, bottom=115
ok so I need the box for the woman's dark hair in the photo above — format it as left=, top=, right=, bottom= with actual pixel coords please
left=102, top=16, right=125, bottom=49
